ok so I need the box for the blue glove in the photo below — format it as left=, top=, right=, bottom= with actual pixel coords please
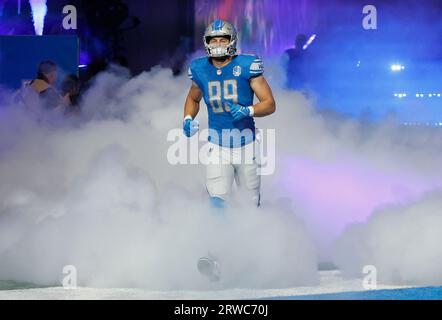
left=227, top=102, right=251, bottom=121
left=183, top=117, right=199, bottom=137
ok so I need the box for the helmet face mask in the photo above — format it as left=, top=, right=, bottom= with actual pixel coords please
left=204, top=20, right=237, bottom=58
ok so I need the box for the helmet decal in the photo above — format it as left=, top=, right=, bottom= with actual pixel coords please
left=211, top=20, right=225, bottom=31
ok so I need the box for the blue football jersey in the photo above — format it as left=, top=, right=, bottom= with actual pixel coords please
left=188, top=54, right=264, bottom=147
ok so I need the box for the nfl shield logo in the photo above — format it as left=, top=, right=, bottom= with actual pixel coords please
left=233, top=66, right=241, bottom=77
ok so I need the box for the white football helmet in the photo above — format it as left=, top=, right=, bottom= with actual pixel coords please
left=203, top=20, right=237, bottom=58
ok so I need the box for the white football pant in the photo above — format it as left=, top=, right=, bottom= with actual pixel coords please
left=205, top=139, right=261, bottom=206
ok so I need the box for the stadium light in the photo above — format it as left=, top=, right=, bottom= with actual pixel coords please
left=303, top=34, right=316, bottom=50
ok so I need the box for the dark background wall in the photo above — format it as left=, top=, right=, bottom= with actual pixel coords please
left=0, top=0, right=195, bottom=75
left=1, top=0, right=441, bottom=74
left=123, top=0, right=194, bottom=74
left=0, top=35, right=79, bottom=88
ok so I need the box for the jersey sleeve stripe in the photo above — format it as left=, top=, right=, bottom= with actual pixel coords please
left=250, top=61, right=264, bottom=73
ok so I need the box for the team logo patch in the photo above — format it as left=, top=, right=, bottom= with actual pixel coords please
left=216, top=69, right=222, bottom=75
left=233, top=66, right=241, bottom=77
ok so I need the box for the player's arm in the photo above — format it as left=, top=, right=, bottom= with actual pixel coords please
left=249, top=75, right=276, bottom=117
left=184, top=81, right=202, bottom=118
left=183, top=81, right=202, bottom=137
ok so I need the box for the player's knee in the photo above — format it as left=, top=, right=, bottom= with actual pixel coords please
left=245, top=180, right=260, bottom=192
left=243, top=176, right=260, bottom=196
left=242, top=167, right=260, bottom=191
left=206, top=179, right=230, bottom=201
left=244, top=186, right=260, bottom=207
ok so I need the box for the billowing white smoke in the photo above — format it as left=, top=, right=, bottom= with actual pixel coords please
left=258, top=63, right=442, bottom=285
left=1, top=60, right=442, bottom=288
left=258, top=88, right=442, bottom=261
left=0, top=65, right=318, bottom=289
left=333, top=191, right=442, bottom=286
left=29, top=0, right=48, bottom=36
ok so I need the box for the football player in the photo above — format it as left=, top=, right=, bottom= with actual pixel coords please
left=183, top=20, right=276, bottom=209
left=183, top=20, right=276, bottom=282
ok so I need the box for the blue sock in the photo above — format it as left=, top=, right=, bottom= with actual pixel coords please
left=210, top=196, right=225, bottom=209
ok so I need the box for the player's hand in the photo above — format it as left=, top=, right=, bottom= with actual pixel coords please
left=183, top=116, right=199, bottom=137
left=227, top=102, right=251, bottom=121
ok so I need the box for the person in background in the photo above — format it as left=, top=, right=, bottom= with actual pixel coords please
left=60, top=74, right=81, bottom=115
left=29, top=60, right=63, bottom=110
left=14, top=60, right=62, bottom=115
left=282, top=34, right=308, bottom=90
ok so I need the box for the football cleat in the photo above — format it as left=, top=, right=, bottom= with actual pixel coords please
left=197, top=255, right=221, bottom=282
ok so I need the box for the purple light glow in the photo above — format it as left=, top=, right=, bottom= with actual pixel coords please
left=277, top=156, right=441, bottom=250
left=80, top=51, right=92, bottom=66
left=195, top=0, right=319, bottom=55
